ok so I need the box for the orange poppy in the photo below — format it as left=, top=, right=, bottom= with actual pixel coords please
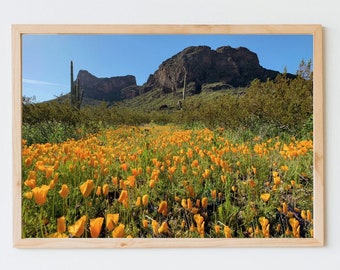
left=102, top=184, right=109, bottom=196
left=118, top=190, right=128, bottom=203
left=151, top=220, right=159, bottom=236
left=79, top=179, right=95, bottom=198
left=260, top=193, right=271, bottom=203
left=158, top=201, right=168, bottom=216
left=106, top=213, right=119, bottom=231
left=158, top=221, right=169, bottom=234
left=289, top=218, right=300, bottom=238
left=215, top=225, right=221, bottom=234
left=59, top=184, right=69, bottom=199
left=45, top=167, right=54, bottom=178
left=201, top=197, right=208, bottom=208
left=95, top=186, right=102, bottom=196
left=24, top=179, right=36, bottom=189
left=211, top=189, right=217, bottom=200
left=24, top=191, right=33, bottom=200
left=68, top=215, right=87, bottom=237
left=135, top=196, right=141, bottom=207
left=90, top=217, right=104, bottom=238
left=187, top=198, right=193, bottom=210
left=142, top=194, right=148, bottom=206
left=224, top=225, right=232, bottom=238
left=112, top=223, right=125, bottom=238
left=142, top=219, right=149, bottom=228
left=32, top=185, right=50, bottom=205
left=127, top=175, right=136, bottom=188
left=57, top=216, right=66, bottom=233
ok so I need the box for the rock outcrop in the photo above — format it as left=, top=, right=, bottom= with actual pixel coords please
left=76, top=70, right=137, bottom=101
left=75, top=45, right=294, bottom=103
left=140, top=45, right=291, bottom=94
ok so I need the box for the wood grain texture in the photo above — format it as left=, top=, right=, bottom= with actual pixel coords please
left=14, top=237, right=323, bottom=249
left=12, top=24, right=322, bottom=34
left=12, top=24, right=324, bottom=248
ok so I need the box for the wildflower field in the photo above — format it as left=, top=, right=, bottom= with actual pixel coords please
left=22, top=124, right=314, bottom=239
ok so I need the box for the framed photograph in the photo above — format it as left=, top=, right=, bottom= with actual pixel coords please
left=12, top=24, right=324, bottom=248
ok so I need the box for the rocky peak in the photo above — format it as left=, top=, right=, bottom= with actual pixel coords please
left=141, top=45, right=287, bottom=94
left=76, top=70, right=137, bottom=101
left=73, top=45, right=294, bottom=103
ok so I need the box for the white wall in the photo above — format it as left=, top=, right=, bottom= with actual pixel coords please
left=1, top=1, right=339, bottom=269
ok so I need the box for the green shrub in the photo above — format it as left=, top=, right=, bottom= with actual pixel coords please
left=22, top=73, right=313, bottom=142
left=22, top=121, right=81, bottom=145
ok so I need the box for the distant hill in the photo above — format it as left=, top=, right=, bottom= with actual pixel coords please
left=76, top=70, right=138, bottom=102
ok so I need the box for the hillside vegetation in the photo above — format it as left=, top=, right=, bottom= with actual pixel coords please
left=22, top=71, right=313, bottom=145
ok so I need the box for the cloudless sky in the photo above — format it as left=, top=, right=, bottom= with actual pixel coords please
left=22, top=34, right=313, bottom=102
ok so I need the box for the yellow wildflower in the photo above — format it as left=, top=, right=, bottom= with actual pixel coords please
left=57, top=216, right=66, bottom=233
left=224, top=225, right=232, bottom=238
left=112, top=223, right=125, bottom=238
left=117, top=190, right=128, bottom=203
left=59, top=184, right=69, bottom=199
left=158, top=221, right=169, bottom=234
left=32, top=185, right=50, bottom=205
left=260, top=193, right=271, bottom=203
left=79, top=179, right=95, bottom=198
left=68, top=215, right=87, bottom=237
left=158, top=201, right=168, bottom=216
left=102, top=184, right=109, bottom=196
left=289, top=218, right=300, bottom=238
left=90, top=217, right=104, bottom=238
left=201, top=197, right=208, bottom=208
left=152, top=220, right=159, bottom=236
left=106, top=213, right=119, bottom=231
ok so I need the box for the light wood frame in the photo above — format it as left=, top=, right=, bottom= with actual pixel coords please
left=12, top=24, right=324, bottom=248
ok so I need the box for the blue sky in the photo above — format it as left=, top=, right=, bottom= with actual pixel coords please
left=22, top=34, right=313, bottom=102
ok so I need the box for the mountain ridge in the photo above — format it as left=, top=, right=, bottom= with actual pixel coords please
left=64, top=45, right=296, bottom=105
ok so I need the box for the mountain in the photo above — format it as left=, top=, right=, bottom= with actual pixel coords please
left=73, top=45, right=295, bottom=104
left=139, top=45, right=294, bottom=95
left=76, top=70, right=138, bottom=101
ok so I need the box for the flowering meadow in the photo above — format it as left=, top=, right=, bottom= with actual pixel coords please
left=22, top=124, right=314, bottom=238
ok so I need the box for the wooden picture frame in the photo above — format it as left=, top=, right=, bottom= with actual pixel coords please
left=12, top=24, right=324, bottom=248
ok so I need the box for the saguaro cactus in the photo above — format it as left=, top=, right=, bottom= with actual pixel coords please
left=70, top=61, right=83, bottom=110
left=182, top=68, right=187, bottom=101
